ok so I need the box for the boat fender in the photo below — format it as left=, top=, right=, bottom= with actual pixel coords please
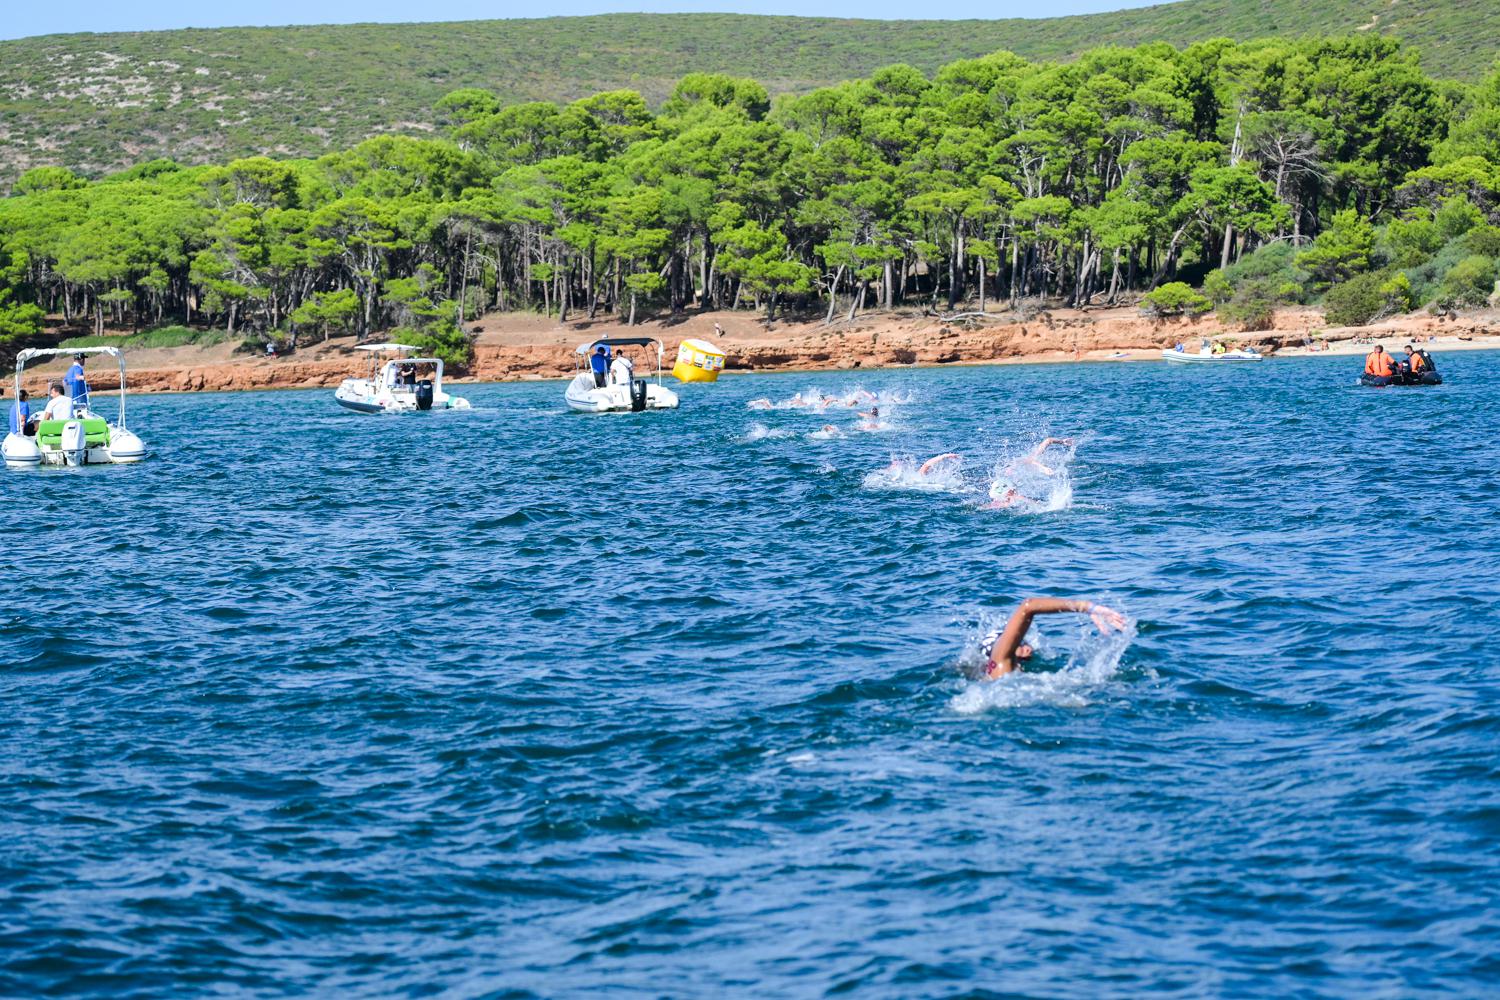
left=630, top=378, right=648, bottom=412
left=416, top=379, right=435, bottom=411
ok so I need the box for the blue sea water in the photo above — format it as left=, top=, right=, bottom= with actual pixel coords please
left=3, top=351, right=1499, bottom=997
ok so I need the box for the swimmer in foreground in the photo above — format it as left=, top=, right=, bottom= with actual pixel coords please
left=981, top=598, right=1127, bottom=678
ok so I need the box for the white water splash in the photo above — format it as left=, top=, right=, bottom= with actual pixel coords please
left=950, top=614, right=1138, bottom=713
left=862, top=454, right=969, bottom=493
left=977, top=437, right=1079, bottom=514
left=741, top=422, right=796, bottom=442
left=747, top=385, right=915, bottom=413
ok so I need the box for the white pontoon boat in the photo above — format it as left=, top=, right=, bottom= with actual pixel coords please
left=3, top=347, right=148, bottom=469
left=564, top=337, right=680, bottom=413
left=334, top=343, right=471, bottom=414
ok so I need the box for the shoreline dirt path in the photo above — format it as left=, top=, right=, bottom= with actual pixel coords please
left=15, top=306, right=1499, bottom=395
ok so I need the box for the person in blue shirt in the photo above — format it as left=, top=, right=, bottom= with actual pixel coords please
left=63, top=354, right=89, bottom=407
left=7, top=389, right=33, bottom=436
left=589, top=345, right=610, bottom=388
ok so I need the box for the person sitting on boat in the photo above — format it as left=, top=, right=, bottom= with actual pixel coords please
left=1364, top=344, right=1395, bottom=384
left=64, top=354, right=88, bottom=408
left=1406, top=343, right=1437, bottom=378
left=41, top=383, right=74, bottom=421
left=589, top=346, right=610, bottom=388
left=980, top=597, right=1128, bottom=679
left=609, top=349, right=634, bottom=386
left=7, top=389, right=34, bottom=437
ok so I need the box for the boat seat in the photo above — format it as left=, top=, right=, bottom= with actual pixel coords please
left=35, top=418, right=109, bottom=448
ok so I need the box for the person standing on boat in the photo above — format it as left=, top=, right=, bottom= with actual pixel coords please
left=980, top=598, right=1127, bottom=679
left=64, top=354, right=88, bottom=408
left=589, top=345, right=610, bottom=388
left=609, top=348, right=634, bottom=386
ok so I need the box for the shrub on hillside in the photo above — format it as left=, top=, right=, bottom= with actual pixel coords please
left=1298, top=209, right=1375, bottom=289
left=1217, top=279, right=1282, bottom=331
left=392, top=323, right=476, bottom=370
left=1402, top=239, right=1474, bottom=306
left=1139, top=282, right=1213, bottom=318
left=1459, top=224, right=1500, bottom=258
left=1201, top=269, right=1234, bottom=304
left=1434, top=255, right=1499, bottom=310
left=1322, top=271, right=1390, bottom=327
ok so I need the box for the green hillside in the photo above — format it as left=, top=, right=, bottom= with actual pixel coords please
left=0, top=2, right=1495, bottom=184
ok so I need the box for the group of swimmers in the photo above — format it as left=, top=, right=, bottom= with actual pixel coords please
left=881, top=436, right=1073, bottom=509
left=743, top=386, right=1122, bottom=682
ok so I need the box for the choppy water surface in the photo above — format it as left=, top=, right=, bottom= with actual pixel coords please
left=4, top=353, right=1499, bottom=996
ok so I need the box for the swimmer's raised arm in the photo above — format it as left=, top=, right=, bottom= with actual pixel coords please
left=985, top=597, right=1125, bottom=678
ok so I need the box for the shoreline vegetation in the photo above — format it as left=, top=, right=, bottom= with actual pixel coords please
left=2, top=36, right=1499, bottom=387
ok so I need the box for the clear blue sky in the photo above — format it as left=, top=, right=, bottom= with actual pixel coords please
left=1, top=0, right=1164, bottom=42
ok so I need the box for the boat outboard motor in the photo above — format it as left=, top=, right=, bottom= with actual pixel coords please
left=60, top=420, right=87, bottom=466
left=630, top=378, right=649, bottom=412
left=415, top=379, right=435, bottom=411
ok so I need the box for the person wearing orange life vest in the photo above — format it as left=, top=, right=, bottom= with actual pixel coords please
left=1363, top=344, right=1396, bottom=386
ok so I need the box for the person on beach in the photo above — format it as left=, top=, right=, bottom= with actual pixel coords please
left=589, top=346, right=609, bottom=388
left=980, top=598, right=1127, bottom=678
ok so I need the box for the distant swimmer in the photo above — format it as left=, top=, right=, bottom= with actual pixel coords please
left=980, top=598, right=1127, bottom=678
left=747, top=398, right=773, bottom=409
left=856, top=405, right=881, bottom=431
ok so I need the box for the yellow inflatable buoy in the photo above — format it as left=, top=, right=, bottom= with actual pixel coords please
left=672, top=338, right=726, bottom=383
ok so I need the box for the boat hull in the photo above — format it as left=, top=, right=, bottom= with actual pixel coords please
left=1162, top=350, right=1262, bottom=363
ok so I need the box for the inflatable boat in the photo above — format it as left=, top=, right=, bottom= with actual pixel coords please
left=3, top=347, right=148, bottom=469
left=565, top=337, right=680, bottom=413
left=334, top=343, right=470, bottom=414
left=1359, top=371, right=1442, bottom=387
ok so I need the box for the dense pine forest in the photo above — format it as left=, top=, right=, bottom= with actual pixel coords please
left=1, top=36, right=1498, bottom=366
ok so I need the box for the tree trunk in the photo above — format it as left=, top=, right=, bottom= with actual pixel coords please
left=825, top=264, right=845, bottom=323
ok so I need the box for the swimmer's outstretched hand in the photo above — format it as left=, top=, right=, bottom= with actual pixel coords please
left=1090, top=604, right=1127, bottom=633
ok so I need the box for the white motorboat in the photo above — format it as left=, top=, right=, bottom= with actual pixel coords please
left=564, top=337, right=680, bottom=413
left=334, top=343, right=471, bottom=414
left=3, top=347, right=148, bottom=469
left=1163, top=341, right=1262, bottom=363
